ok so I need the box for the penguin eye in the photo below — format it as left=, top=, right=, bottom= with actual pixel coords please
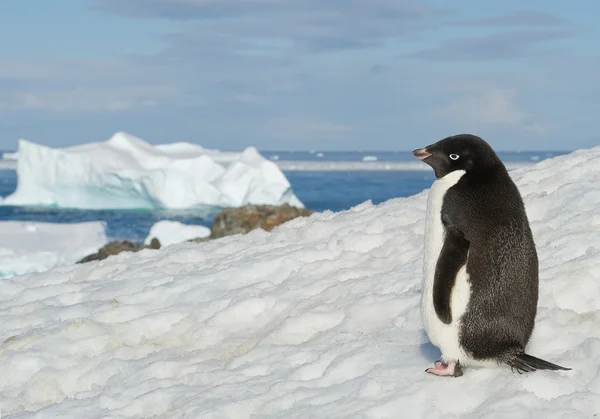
left=449, top=154, right=460, bottom=161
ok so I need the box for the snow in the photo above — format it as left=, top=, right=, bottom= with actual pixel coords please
left=0, top=221, right=107, bottom=279
left=1, top=132, right=303, bottom=210
left=144, top=220, right=211, bottom=247
left=1, top=147, right=600, bottom=418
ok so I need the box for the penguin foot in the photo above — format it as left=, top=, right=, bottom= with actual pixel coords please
left=426, top=360, right=463, bottom=377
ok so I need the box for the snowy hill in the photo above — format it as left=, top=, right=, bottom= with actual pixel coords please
left=1, top=132, right=303, bottom=209
left=1, top=147, right=599, bottom=418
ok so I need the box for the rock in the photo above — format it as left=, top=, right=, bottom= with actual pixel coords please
left=190, top=236, right=212, bottom=244
left=79, top=205, right=311, bottom=262
left=77, top=239, right=161, bottom=263
left=209, top=204, right=313, bottom=239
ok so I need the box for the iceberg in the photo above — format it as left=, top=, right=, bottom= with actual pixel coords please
left=144, top=220, right=211, bottom=247
left=1, top=147, right=599, bottom=417
left=2, top=132, right=303, bottom=209
left=0, top=221, right=107, bottom=278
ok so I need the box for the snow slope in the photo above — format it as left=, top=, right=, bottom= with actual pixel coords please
left=1, top=132, right=303, bottom=209
left=0, top=221, right=107, bottom=279
left=144, top=220, right=211, bottom=247
left=1, top=147, right=599, bottom=418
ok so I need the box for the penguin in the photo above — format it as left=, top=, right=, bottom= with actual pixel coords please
left=412, top=133, right=570, bottom=377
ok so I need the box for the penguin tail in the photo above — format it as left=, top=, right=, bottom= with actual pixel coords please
left=506, top=353, right=571, bottom=374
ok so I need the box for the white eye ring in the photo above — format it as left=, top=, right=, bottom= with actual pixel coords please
left=449, top=154, right=460, bottom=161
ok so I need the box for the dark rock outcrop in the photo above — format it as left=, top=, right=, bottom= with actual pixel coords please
left=78, top=238, right=160, bottom=263
left=208, top=204, right=312, bottom=240
left=79, top=204, right=311, bottom=262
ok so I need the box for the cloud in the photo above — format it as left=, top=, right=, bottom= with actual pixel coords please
left=525, top=123, right=554, bottom=135
left=94, top=0, right=453, bottom=52
left=94, top=0, right=443, bottom=21
left=94, top=0, right=287, bottom=20
left=1, top=2, right=596, bottom=150
left=431, top=87, right=553, bottom=137
left=436, top=88, right=527, bottom=125
left=0, top=59, right=184, bottom=113
left=263, top=117, right=357, bottom=142
left=0, top=87, right=167, bottom=112
left=311, top=124, right=354, bottom=134
left=456, top=10, right=566, bottom=27
left=411, top=30, right=572, bottom=61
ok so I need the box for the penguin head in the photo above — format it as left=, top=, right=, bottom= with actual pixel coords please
left=412, top=134, right=503, bottom=178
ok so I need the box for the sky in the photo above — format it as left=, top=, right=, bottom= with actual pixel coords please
left=1, top=0, right=599, bottom=151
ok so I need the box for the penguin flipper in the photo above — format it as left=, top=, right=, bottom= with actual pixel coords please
left=507, top=353, right=571, bottom=373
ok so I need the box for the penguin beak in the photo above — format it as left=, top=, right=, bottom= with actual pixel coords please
left=412, top=147, right=431, bottom=160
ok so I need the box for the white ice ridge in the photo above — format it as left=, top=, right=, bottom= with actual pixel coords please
left=0, top=221, right=107, bottom=279
left=1, top=132, right=303, bottom=209
left=144, top=220, right=211, bottom=247
left=1, top=147, right=600, bottom=417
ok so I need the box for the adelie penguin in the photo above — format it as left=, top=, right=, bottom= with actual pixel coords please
left=413, top=133, right=571, bottom=377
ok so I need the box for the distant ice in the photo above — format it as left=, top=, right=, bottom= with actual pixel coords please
left=1, top=147, right=598, bottom=417
left=362, top=155, right=378, bottom=161
left=1, top=151, right=18, bottom=160
left=0, top=159, right=16, bottom=170
left=144, top=220, right=210, bottom=247
left=276, top=161, right=532, bottom=171
left=1, top=132, right=303, bottom=210
left=0, top=221, right=107, bottom=278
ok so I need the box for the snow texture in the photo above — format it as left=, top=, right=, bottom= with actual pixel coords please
left=0, top=221, right=107, bottom=279
left=144, top=220, right=211, bottom=247
left=1, top=132, right=303, bottom=210
left=1, top=147, right=600, bottom=418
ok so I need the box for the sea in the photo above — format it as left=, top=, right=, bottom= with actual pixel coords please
left=0, top=150, right=567, bottom=242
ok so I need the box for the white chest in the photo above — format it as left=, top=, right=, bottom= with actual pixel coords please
left=420, top=170, right=472, bottom=362
left=422, top=170, right=466, bottom=284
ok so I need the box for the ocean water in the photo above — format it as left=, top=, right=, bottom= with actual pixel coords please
left=264, top=150, right=563, bottom=162
left=0, top=150, right=568, bottom=241
left=0, top=170, right=436, bottom=240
